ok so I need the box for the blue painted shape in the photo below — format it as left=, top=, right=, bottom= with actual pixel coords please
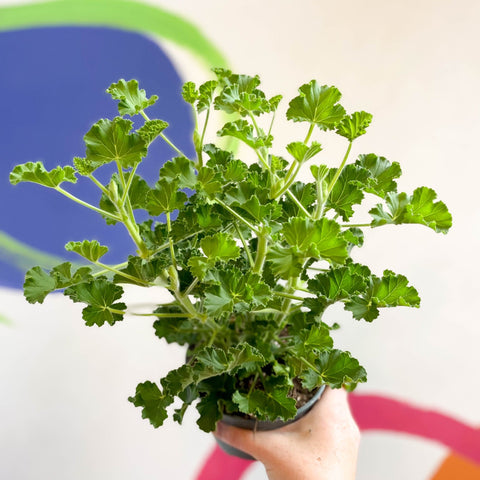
left=0, top=27, right=194, bottom=288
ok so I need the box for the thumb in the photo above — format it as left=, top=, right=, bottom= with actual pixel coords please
left=214, top=422, right=265, bottom=460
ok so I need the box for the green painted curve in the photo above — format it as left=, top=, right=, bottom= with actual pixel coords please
left=0, top=0, right=227, bottom=270
left=0, top=0, right=227, bottom=69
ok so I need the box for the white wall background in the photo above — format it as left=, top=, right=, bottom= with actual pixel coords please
left=1, top=0, right=479, bottom=479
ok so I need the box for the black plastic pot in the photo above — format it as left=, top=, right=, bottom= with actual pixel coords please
left=216, top=384, right=326, bottom=460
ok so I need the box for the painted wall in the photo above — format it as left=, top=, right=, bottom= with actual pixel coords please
left=0, top=1, right=479, bottom=479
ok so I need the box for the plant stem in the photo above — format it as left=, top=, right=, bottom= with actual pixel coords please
left=234, top=223, right=254, bottom=268
left=326, top=141, right=352, bottom=196
left=253, top=229, right=268, bottom=274
left=166, top=212, right=177, bottom=269
left=87, top=173, right=109, bottom=195
left=93, top=260, right=151, bottom=286
left=343, top=223, right=372, bottom=228
left=273, top=291, right=303, bottom=301
left=140, top=110, right=187, bottom=158
left=285, top=189, right=312, bottom=218
left=55, top=186, right=121, bottom=222
left=304, top=123, right=315, bottom=144
left=216, top=199, right=260, bottom=235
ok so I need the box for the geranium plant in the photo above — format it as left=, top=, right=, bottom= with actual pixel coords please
left=10, top=70, right=451, bottom=432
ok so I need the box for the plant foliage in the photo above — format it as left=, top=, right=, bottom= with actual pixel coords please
left=11, top=72, right=451, bottom=433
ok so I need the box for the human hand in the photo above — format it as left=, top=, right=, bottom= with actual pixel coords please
left=214, top=388, right=360, bottom=480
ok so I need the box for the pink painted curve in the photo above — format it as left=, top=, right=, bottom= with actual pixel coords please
left=348, top=393, right=480, bottom=465
left=196, top=444, right=254, bottom=480
left=195, top=393, right=480, bottom=480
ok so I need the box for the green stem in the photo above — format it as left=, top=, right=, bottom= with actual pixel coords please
left=140, top=110, right=187, bottom=158
left=200, top=108, right=210, bottom=149
left=253, top=230, right=268, bottom=274
left=184, top=278, right=199, bottom=297
left=216, top=199, right=260, bottom=235
left=87, top=173, right=109, bottom=195
left=267, top=110, right=276, bottom=138
left=273, top=291, right=303, bottom=301
left=133, top=312, right=193, bottom=318
left=343, top=223, right=372, bottom=228
left=304, top=123, right=315, bottom=144
left=298, top=356, right=322, bottom=375
left=93, top=260, right=151, bottom=286
left=122, top=214, right=150, bottom=258
left=234, top=223, right=254, bottom=268
left=166, top=212, right=177, bottom=269
left=248, top=373, right=260, bottom=395
left=326, top=141, right=352, bottom=196
left=121, top=164, right=139, bottom=205
left=55, top=186, right=121, bottom=222
left=285, top=189, right=312, bottom=218
left=274, top=160, right=302, bottom=198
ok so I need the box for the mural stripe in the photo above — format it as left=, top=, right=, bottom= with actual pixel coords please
left=349, top=393, right=480, bottom=465
left=0, top=0, right=227, bottom=69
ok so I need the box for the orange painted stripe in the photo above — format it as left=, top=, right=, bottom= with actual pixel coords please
left=431, top=453, right=480, bottom=479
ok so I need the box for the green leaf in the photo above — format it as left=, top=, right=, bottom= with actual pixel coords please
left=128, top=381, right=172, bottom=428
left=201, top=232, right=240, bottom=261
left=308, top=265, right=368, bottom=305
left=195, top=166, right=223, bottom=201
left=218, top=120, right=273, bottom=149
left=286, top=81, right=346, bottom=130
left=355, top=153, right=401, bottom=198
left=196, top=394, right=223, bottom=432
left=107, top=79, right=158, bottom=116
left=114, top=255, right=170, bottom=286
left=10, top=162, right=77, bottom=188
left=137, top=119, right=169, bottom=144
left=204, top=269, right=271, bottom=316
left=65, top=240, right=108, bottom=262
left=343, top=227, right=365, bottom=252
left=289, top=324, right=334, bottom=358
left=336, top=111, right=373, bottom=141
left=146, top=179, right=187, bottom=215
left=84, top=117, right=147, bottom=169
left=153, top=305, right=200, bottom=345
left=232, top=377, right=297, bottom=421
left=344, top=270, right=420, bottom=322
left=282, top=217, right=348, bottom=264
left=23, top=263, right=93, bottom=304
left=225, top=181, right=280, bottom=223
left=326, top=164, right=370, bottom=220
left=50, top=263, right=93, bottom=288
left=268, top=94, right=283, bottom=111
left=99, top=172, right=151, bottom=224
left=280, top=182, right=317, bottom=218
left=65, top=278, right=126, bottom=326
left=286, top=141, right=323, bottom=164
left=222, top=160, right=249, bottom=183
left=159, top=157, right=197, bottom=189
left=301, top=349, right=367, bottom=390
left=181, top=81, right=199, bottom=104
left=266, top=245, right=304, bottom=279
left=214, top=74, right=271, bottom=115
left=162, top=344, right=265, bottom=397
left=404, top=187, right=453, bottom=233
left=197, top=80, right=218, bottom=112
left=73, top=157, right=97, bottom=176
left=370, top=187, right=452, bottom=233
left=23, top=266, right=57, bottom=303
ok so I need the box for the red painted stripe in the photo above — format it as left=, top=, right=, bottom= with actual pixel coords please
left=349, top=393, right=480, bottom=465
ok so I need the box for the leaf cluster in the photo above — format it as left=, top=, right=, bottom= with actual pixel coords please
left=10, top=71, right=451, bottom=433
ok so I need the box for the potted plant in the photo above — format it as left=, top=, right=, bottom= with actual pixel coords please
left=10, top=70, right=451, bottom=446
